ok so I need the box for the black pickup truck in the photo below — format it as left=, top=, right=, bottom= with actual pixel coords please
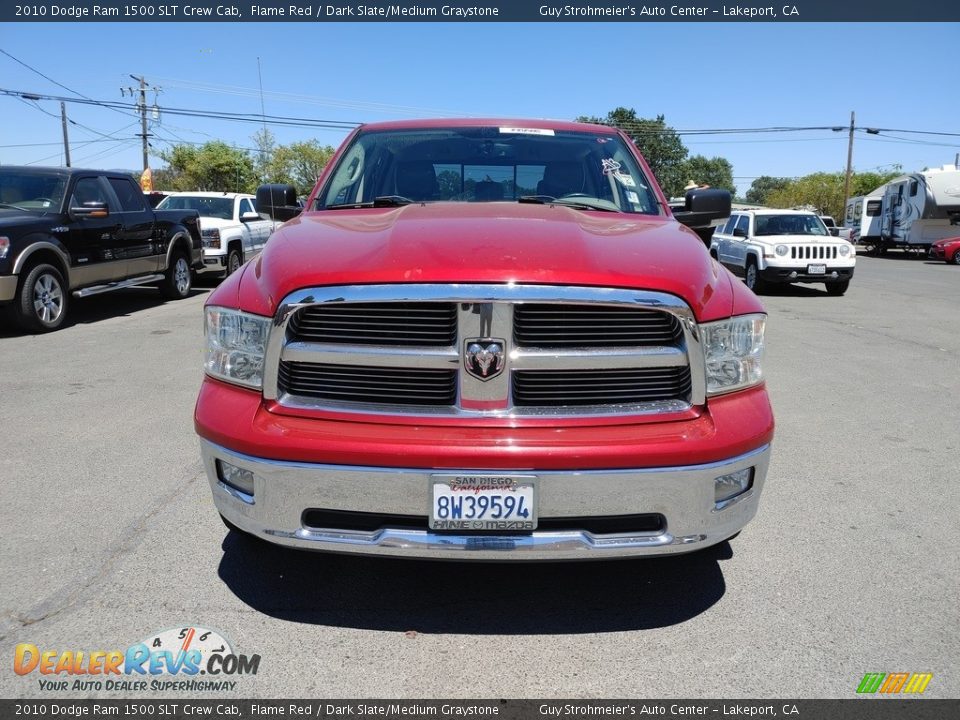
left=0, top=166, right=202, bottom=332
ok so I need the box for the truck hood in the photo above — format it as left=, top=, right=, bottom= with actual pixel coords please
left=233, top=202, right=746, bottom=321
left=196, top=216, right=239, bottom=231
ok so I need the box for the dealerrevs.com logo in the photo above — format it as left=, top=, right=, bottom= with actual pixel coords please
left=14, top=626, right=260, bottom=693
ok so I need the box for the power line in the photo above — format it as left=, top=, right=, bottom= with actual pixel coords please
left=0, top=47, right=131, bottom=118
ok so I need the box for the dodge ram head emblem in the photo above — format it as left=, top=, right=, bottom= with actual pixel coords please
left=464, top=339, right=505, bottom=380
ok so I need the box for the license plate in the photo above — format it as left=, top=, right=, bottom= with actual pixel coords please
left=429, top=474, right=537, bottom=531
left=807, top=264, right=827, bottom=274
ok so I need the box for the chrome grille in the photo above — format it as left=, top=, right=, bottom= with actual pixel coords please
left=290, top=302, right=457, bottom=346
left=513, top=367, right=692, bottom=407
left=514, top=304, right=681, bottom=347
left=266, top=285, right=705, bottom=417
left=278, top=361, right=456, bottom=406
left=790, top=246, right=838, bottom=260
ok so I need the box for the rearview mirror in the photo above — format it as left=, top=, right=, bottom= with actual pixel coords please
left=732, top=227, right=748, bottom=238
left=240, top=211, right=260, bottom=222
left=256, top=184, right=301, bottom=222
left=828, top=227, right=840, bottom=237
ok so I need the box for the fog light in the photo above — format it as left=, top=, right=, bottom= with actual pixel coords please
left=217, top=460, right=255, bottom=497
left=714, top=468, right=753, bottom=506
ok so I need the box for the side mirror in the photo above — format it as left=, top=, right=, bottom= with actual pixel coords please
left=828, top=227, right=840, bottom=237
left=71, top=202, right=109, bottom=218
left=256, top=184, right=301, bottom=222
left=240, top=211, right=260, bottom=223
left=673, top=189, right=732, bottom=229
left=732, top=227, right=748, bottom=238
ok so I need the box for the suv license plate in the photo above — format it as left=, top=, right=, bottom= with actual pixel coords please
left=807, top=264, right=827, bottom=275
left=429, top=474, right=537, bottom=531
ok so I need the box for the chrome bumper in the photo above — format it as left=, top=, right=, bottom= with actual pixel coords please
left=0, top=274, right=18, bottom=303
left=201, top=439, right=770, bottom=560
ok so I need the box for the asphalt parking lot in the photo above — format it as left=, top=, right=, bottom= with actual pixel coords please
left=1, top=254, right=957, bottom=699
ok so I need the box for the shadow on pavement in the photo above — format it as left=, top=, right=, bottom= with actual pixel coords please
left=217, top=532, right=731, bottom=634
left=0, top=286, right=208, bottom=337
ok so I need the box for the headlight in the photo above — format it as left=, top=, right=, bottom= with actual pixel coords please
left=838, top=244, right=851, bottom=256
left=774, top=244, right=788, bottom=257
left=201, top=228, right=221, bottom=249
left=204, top=307, right=271, bottom=389
left=700, top=314, right=765, bottom=396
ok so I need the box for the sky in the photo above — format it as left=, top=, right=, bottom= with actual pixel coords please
left=1, top=21, right=958, bottom=196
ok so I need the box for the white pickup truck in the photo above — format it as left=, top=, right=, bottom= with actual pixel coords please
left=157, top=192, right=278, bottom=277
left=819, top=215, right=854, bottom=242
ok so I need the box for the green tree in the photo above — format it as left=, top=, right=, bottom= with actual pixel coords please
left=156, top=141, right=257, bottom=193
left=766, top=172, right=844, bottom=217
left=251, top=128, right=277, bottom=182
left=765, top=170, right=904, bottom=220
left=850, top=170, right=901, bottom=197
left=577, top=108, right=689, bottom=197
left=267, top=140, right=337, bottom=197
left=678, top=155, right=736, bottom=195
left=745, top=176, right=792, bottom=205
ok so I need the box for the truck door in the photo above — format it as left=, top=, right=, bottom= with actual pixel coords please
left=238, top=197, right=264, bottom=252
left=715, top=214, right=737, bottom=266
left=64, top=176, right=126, bottom=285
left=107, top=177, right=160, bottom=275
left=727, top=214, right=750, bottom=270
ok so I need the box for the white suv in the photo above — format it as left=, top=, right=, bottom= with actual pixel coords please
left=710, top=209, right=856, bottom=295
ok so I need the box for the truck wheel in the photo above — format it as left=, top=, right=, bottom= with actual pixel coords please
left=13, top=263, right=68, bottom=332
left=826, top=280, right=850, bottom=296
left=226, top=247, right=243, bottom=276
left=161, top=250, right=192, bottom=299
left=744, top=259, right=766, bottom=294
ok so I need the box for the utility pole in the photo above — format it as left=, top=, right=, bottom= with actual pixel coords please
left=60, top=102, right=71, bottom=167
left=134, top=75, right=149, bottom=172
left=842, top=110, right=855, bottom=212
left=124, top=75, right=151, bottom=172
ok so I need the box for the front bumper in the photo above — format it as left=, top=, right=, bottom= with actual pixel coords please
left=760, top=265, right=855, bottom=284
left=196, top=250, right=227, bottom=274
left=201, top=439, right=770, bottom=560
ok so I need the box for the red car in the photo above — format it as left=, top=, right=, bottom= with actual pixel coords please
left=929, top=236, right=960, bottom=264
left=194, top=119, right=774, bottom=560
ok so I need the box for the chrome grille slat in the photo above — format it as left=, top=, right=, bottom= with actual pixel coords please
left=291, top=302, right=457, bottom=346
left=514, top=304, right=681, bottom=347
left=279, top=361, right=456, bottom=406
left=514, top=367, right=692, bottom=407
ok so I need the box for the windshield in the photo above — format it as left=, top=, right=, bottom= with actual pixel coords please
left=0, top=170, right=68, bottom=213
left=159, top=195, right=234, bottom=219
left=316, top=126, right=661, bottom=214
left=754, top=214, right=829, bottom=236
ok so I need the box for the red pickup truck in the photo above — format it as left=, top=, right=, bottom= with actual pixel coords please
left=194, top=119, right=774, bottom=560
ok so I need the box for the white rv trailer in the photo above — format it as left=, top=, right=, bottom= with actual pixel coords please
left=844, top=189, right=884, bottom=245
left=875, top=165, right=960, bottom=252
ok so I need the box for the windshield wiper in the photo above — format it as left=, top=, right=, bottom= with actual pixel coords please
left=519, top=195, right=619, bottom=212
left=326, top=195, right=415, bottom=210
left=0, top=202, right=28, bottom=211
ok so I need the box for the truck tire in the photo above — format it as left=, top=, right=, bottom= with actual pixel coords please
left=161, top=250, right=192, bottom=300
left=744, top=258, right=767, bottom=294
left=226, top=247, right=243, bottom=277
left=12, top=262, right=68, bottom=333
left=826, top=280, right=850, bottom=296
